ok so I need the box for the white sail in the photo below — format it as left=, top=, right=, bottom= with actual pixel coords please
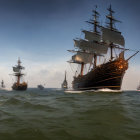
left=102, top=27, right=125, bottom=46
left=82, top=30, right=100, bottom=42
left=74, top=39, right=108, bottom=54
left=13, top=67, right=20, bottom=72
left=74, top=39, right=80, bottom=47
left=72, top=52, right=94, bottom=64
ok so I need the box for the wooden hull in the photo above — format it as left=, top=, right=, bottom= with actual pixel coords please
left=12, top=82, right=27, bottom=91
left=72, top=58, right=128, bottom=90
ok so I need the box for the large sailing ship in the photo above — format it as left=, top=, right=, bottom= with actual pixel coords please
left=68, top=5, right=138, bottom=90
left=12, top=58, right=27, bottom=90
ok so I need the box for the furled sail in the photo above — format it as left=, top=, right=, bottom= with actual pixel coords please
left=82, top=30, right=100, bottom=42
left=13, top=67, right=20, bottom=72
left=119, top=51, right=124, bottom=59
left=72, top=52, right=94, bottom=64
left=74, top=39, right=108, bottom=54
left=102, top=27, right=125, bottom=46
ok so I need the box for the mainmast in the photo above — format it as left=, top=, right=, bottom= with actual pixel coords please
left=64, top=71, right=66, bottom=80
left=17, top=58, right=21, bottom=84
left=106, top=5, right=121, bottom=60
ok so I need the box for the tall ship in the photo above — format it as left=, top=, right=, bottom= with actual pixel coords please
left=61, top=71, right=68, bottom=89
left=1, top=80, right=5, bottom=88
left=12, top=58, right=27, bottom=90
left=68, top=5, right=138, bottom=91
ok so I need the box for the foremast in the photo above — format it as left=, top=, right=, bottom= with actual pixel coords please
left=68, top=6, right=108, bottom=76
left=105, top=5, right=125, bottom=60
left=80, top=6, right=101, bottom=75
left=87, top=6, right=100, bottom=68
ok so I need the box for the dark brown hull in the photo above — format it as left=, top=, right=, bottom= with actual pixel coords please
left=12, top=82, right=27, bottom=91
left=72, top=58, right=128, bottom=90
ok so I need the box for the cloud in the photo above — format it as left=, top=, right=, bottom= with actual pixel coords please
left=122, top=64, right=140, bottom=90
left=25, top=60, right=71, bottom=88
left=23, top=62, right=140, bottom=90
left=0, top=66, right=12, bottom=89
left=0, top=59, right=139, bottom=90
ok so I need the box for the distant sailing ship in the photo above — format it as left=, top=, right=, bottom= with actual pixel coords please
left=68, top=5, right=139, bottom=91
left=61, top=71, right=68, bottom=89
left=1, top=80, right=5, bottom=88
left=12, top=58, right=27, bottom=90
left=37, top=84, right=44, bottom=90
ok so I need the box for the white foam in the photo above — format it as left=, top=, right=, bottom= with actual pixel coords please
left=95, top=88, right=122, bottom=92
left=65, top=88, right=122, bottom=93
left=65, top=90, right=84, bottom=93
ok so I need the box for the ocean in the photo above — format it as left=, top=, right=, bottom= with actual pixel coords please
left=0, top=89, right=140, bottom=140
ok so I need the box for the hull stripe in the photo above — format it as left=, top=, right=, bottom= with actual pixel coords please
left=75, top=85, right=120, bottom=90
left=94, top=75, right=122, bottom=84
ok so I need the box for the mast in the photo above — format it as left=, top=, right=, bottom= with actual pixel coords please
left=106, top=5, right=121, bottom=60
left=87, top=6, right=100, bottom=67
left=93, top=54, right=97, bottom=68
left=87, top=6, right=100, bottom=33
left=17, top=58, right=21, bottom=85
left=110, top=43, right=113, bottom=60
left=68, top=6, right=109, bottom=77
left=1, top=80, right=4, bottom=88
left=80, top=62, right=84, bottom=76
left=64, top=71, right=66, bottom=81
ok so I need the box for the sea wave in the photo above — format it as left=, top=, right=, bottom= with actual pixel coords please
left=0, top=89, right=139, bottom=140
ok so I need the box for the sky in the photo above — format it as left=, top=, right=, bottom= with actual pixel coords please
left=0, top=0, right=139, bottom=89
